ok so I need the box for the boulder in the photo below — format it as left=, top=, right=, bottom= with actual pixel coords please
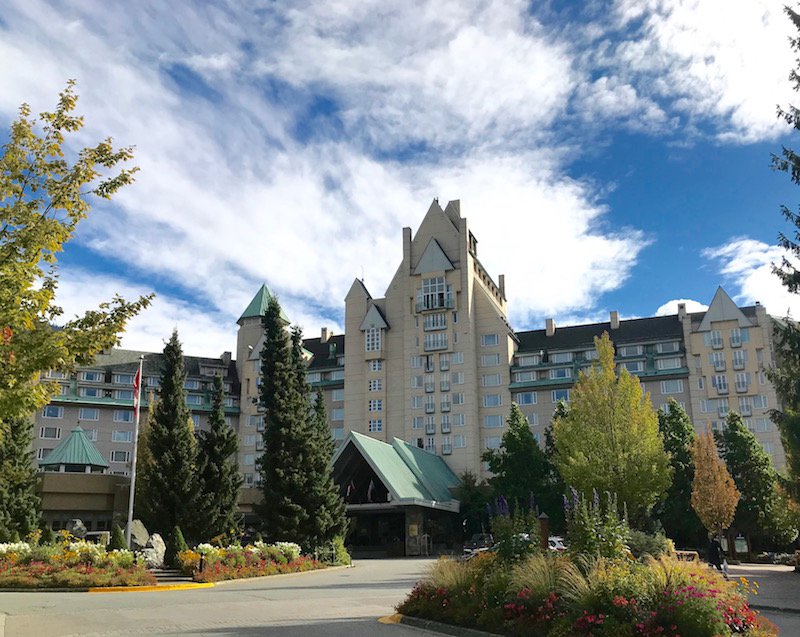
left=146, top=533, right=166, bottom=563
left=125, top=519, right=149, bottom=550
left=66, top=519, right=87, bottom=538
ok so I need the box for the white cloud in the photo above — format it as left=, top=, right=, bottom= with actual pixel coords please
left=702, top=238, right=800, bottom=317
left=655, top=298, right=709, bottom=316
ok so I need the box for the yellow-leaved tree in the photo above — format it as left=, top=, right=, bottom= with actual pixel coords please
left=691, top=425, right=740, bottom=536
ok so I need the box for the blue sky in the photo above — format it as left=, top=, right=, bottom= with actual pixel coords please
left=1, top=0, right=799, bottom=356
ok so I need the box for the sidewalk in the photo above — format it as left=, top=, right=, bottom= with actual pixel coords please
left=726, top=563, right=799, bottom=613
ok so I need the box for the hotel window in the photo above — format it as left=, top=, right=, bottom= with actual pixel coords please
left=583, top=350, right=599, bottom=361
left=698, top=376, right=705, bottom=390
left=513, top=370, right=536, bottom=383
left=39, top=426, right=61, bottom=440
left=307, top=372, right=322, bottom=383
left=753, top=395, right=768, bottom=409
left=454, top=434, right=467, bottom=449
left=243, top=454, right=255, bottom=466
left=243, top=473, right=254, bottom=486
left=485, top=436, right=502, bottom=450
left=58, top=384, right=70, bottom=395
left=42, top=405, right=63, bottom=419
left=659, top=402, right=686, bottom=414
left=78, top=407, right=99, bottom=421
left=712, top=375, right=728, bottom=393
left=332, top=427, right=345, bottom=440
left=759, top=370, right=767, bottom=385
left=244, top=435, right=256, bottom=447
left=482, top=374, right=501, bottom=387
left=756, top=419, right=770, bottom=433
left=424, top=395, right=435, bottom=413
left=660, top=379, right=684, bottom=394
left=147, top=376, right=161, bottom=389
left=441, top=414, right=451, bottom=433
left=419, top=276, right=451, bottom=310
left=453, top=413, right=465, bottom=427
left=423, top=333, right=448, bottom=351
left=440, top=372, right=451, bottom=392
left=439, top=353, right=450, bottom=371
left=84, top=429, right=98, bottom=441
left=481, top=354, right=500, bottom=367
left=710, top=351, right=726, bottom=371
left=451, top=351, right=464, bottom=364
left=656, top=341, right=680, bottom=354
left=369, top=360, right=383, bottom=372
left=516, top=354, right=541, bottom=366
left=256, top=438, right=265, bottom=451
left=330, top=370, right=345, bottom=381
left=110, top=450, right=130, bottom=463
left=481, top=334, right=499, bottom=347
left=703, top=330, right=723, bottom=348
left=484, top=414, right=503, bottom=428
left=411, top=356, right=424, bottom=368
left=621, top=361, right=644, bottom=373
left=411, top=375, right=423, bottom=389
left=514, top=391, right=537, bottom=405
left=452, top=393, right=465, bottom=406
left=424, top=374, right=435, bottom=392
left=112, top=430, right=133, bottom=443
left=115, top=389, right=134, bottom=400
left=45, top=370, right=67, bottom=379
left=763, top=442, right=774, bottom=455
left=368, top=399, right=383, bottom=412
left=412, top=416, right=423, bottom=429
left=113, top=373, right=134, bottom=385
left=732, top=349, right=747, bottom=369
left=368, top=419, right=383, bottom=433
left=483, top=394, right=502, bottom=408
left=79, top=387, right=102, bottom=398
left=425, top=437, right=436, bottom=453
left=617, top=345, right=643, bottom=358
left=332, top=388, right=345, bottom=400
left=37, top=448, right=53, bottom=460
left=367, top=379, right=382, bottom=392
left=185, top=379, right=200, bottom=390
left=730, top=327, right=749, bottom=346
left=81, top=370, right=103, bottom=382
left=186, top=394, right=202, bottom=406
left=452, top=371, right=465, bottom=385
left=552, top=389, right=570, bottom=403
left=331, top=408, right=345, bottom=421
left=526, top=412, right=539, bottom=426
left=549, top=367, right=572, bottom=380
left=247, top=415, right=263, bottom=427
left=656, top=357, right=682, bottom=370
left=551, top=352, right=574, bottom=364
left=191, top=414, right=200, bottom=429
left=411, top=396, right=422, bottom=409
left=735, top=372, right=750, bottom=392
left=365, top=327, right=382, bottom=351
left=424, top=313, right=447, bottom=331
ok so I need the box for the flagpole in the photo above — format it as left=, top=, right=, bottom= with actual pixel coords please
left=125, top=355, right=144, bottom=549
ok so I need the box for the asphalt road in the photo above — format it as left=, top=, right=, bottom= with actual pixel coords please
left=0, top=558, right=439, bottom=637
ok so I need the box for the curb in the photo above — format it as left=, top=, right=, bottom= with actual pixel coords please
left=88, top=582, right=215, bottom=593
left=393, top=614, right=503, bottom=637
left=0, top=612, right=5, bottom=637
left=752, top=604, right=800, bottom=616
left=211, top=563, right=353, bottom=587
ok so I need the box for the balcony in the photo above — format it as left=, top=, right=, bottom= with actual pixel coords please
left=441, top=443, right=453, bottom=455
left=735, top=383, right=748, bottom=393
left=717, top=407, right=729, bottom=418
left=425, top=423, right=436, bottom=435
left=440, top=401, right=451, bottom=412
left=740, top=405, right=753, bottom=416
left=424, top=383, right=435, bottom=393
left=713, top=361, right=726, bottom=372
left=730, top=336, right=742, bottom=348
left=440, top=381, right=450, bottom=392
left=425, top=403, right=435, bottom=414
left=733, top=360, right=745, bottom=371
left=711, top=339, right=724, bottom=350
left=716, top=385, right=729, bottom=395
left=415, top=293, right=454, bottom=312
left=441, top=422, right=451, bottom=434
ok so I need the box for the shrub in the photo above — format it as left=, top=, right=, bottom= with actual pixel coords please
left=564, top=489, right=630, bottom=559
left=491, top=509, right=540, bottom=563
left=40, top=526, right=55, bottom=545
left=331, top=536, right=351, bottom=565
left=627, top=530, right=670, bottom=559
left=166, top=526, right=189, bottom=568
left=108, top=525, right=127, bottom=551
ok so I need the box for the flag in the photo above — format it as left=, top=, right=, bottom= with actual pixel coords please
left=133, top=366, right=142, bottom=421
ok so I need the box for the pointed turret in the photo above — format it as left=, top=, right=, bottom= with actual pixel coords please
left=238, top=283, right=288, bottom=325
left=39, top=426, right=109, bottom=473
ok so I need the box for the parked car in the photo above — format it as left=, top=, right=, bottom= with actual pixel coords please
left=463, top=533, right=494, bottom=554
left=548, top=536, right=567, bottom=552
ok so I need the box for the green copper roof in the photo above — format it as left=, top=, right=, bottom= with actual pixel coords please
left=238, top=284, right=290, bottom=324
left=333, top=431, right=460, bottom=511
left=39, top=426, right=109, bottom=468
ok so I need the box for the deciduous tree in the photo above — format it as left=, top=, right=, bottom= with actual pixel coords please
left=553, top=333, right=671, bottom=524
left=691, top=425, right=739, bottom=536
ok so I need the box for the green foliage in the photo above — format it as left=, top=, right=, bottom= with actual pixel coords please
left=455, top=471, right=491, bottom=538
left=491, top=508, right=541, bottom=563
left=257, top=301, right=346, bottom=551
left=331, top=535, right=351, bottom=566
left=197, top=374, right=243, bottom=540
left=137, top=331, right=201, bottom=537
left=626, top=530, right=671, bottom=559
left=40, top=526, right=55, bottom=545
left=553, top=333, right=671, bottom=524
left=166, top=525, right=189, bottom=568
left=0, top=418, right=39, bottom=540
left=564, top=489, right=630, bottom=559
left=108, top=525, right=127, bottom=551
left=482, top=404, right=552, bottom=515
left=655, top=399, right=703, bottom=546
left=0, top=81, right=152, bottom=434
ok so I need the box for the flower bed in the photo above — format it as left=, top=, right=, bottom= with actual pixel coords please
left=397, top=553, right=778, bottom=637
left=0, top=538, right=156, bottom=589
left=177, top=541, right=326, bottom=583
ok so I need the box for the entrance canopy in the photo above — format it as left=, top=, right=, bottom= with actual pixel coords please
left=332, top=432, right=460, bottom=513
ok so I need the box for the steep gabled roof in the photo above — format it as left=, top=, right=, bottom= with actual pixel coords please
left=39, top=426, right=109, bottom=468
left=413, top=238, right=455, bottom=275
left=697, top=286, right=752, bottom=331
left=238, top=284, right=289, bottom=324
left=359, top=303, right=389, bottom=331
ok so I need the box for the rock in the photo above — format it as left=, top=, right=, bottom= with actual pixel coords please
left=125, top=519, right=149, bottom=550
left=140, top=547, right=162, bottom=568
left=145, top=533, right=166, bottom=567
left=66, top=519, right=87, bottom=538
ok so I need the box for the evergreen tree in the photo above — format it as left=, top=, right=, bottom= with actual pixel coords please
left=769, top=6, right=800, bottom=507
left=718, top=412, right=794, bottom=543
left=482, top=403, right=550, bottom=513
left=655, top=399, right=703, bottom=547
left=108, top=524, right=127, bottom=551
left=553, top=333, right=672, bottom=524
left=0, top=417, right=39, bottom=540
left=455, top=471, right=491, bottom=538
left=257, top=298, right=313, bottom=546
left=197, top=374, right=243, bottom=540
left=691, top=425, right=740, bottom=536
left=137, top=330, right=201, bottom=538
left=166, top=525, right=189, bottom=568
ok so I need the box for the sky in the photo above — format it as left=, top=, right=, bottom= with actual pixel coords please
left=2, top=0, right=800, bottom=357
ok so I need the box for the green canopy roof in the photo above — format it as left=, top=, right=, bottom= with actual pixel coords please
left=238, top=284, right=289, bottom=324
left=332, top=431, right=460, bottom=511
left=39, top=426, right=109, bottom=468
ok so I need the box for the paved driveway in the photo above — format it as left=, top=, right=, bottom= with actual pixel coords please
left=0, top=559, right=437, bottom=637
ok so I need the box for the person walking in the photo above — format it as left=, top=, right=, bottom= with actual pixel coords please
left=708, top=535, right=724, bottom=571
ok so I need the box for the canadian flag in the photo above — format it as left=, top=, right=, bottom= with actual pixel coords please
left=133, top=366, right=142, bottom=421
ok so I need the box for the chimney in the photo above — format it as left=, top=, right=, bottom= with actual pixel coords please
left=321, top=327, right=331, bottom=343
left=546, top=318, right=556, bottom=337
left=403, top=227, right=412, bottom=272
left=610, top=311, right=620, bottom=330
left=498, top=274, right=506, bottom=299
left=221, top=351, right=232, bottom=366
left=677, top=303, right=687, bottom=320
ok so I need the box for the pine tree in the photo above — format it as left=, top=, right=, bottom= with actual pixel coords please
left=137, top=330, right=201, bottom=538
left=257, top=298, right=313, bottom=546
left=769, top=6, right=800, bottom=507
left=553, top=333, right=672, bottom=524
left=197, top=374, right=243, bottom=540
left=482, top=403, right=550, bottom=513
left=655, top=399, right=703, bottom=547
left=718, top=412, right=791, bottom=542
left=165, top=525, right=189, bottom=568
left=109, top=524, right=127, bottom=551
left=0, top=417, right=39, bottom=540
left=691, top=425, right=740, bottom=536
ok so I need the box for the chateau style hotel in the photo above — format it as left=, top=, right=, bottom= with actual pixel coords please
left=33, top=200, right=783, bottom=532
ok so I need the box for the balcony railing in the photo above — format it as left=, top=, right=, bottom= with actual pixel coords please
left=716, top=385, right=729, bottom=395
left=735, top=383, right=748, bottom=393
left=730, top=336, right=742, bottom=348
left=440, top=401, right=451, bottom=412
left=713, top=361, right=726, bottom=372
left=441, top=422, right=451, bottom=434
left=441, top=444, right=453, bottom=455
left=440, top=381, right=450, bottom=392
left=733, top=360, right=745, bottom=370
left=425, top=423, right=436, bottom=435
left=425, top=403, right=435, bottom=414
left=415, top=293, right=454, bottom=312
left=711, top=339, right=723, bottom=350
left=424, top=383, right=435, bottom=393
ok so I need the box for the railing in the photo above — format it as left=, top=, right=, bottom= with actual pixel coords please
left=440, top=381, right=450, bottom=392
left=425, top=423, right=436, bottom=435
left=441, top=444, right=453, bottom=455
left=711, top=339, right=723, bottom=350
left=714, top=361, right=726, bottom=372
left=735, top=383, right=748, bottom=393
left=415, top=294, right=454, bottom=312
left=730, top=336, right=742, bottom=348
left=733, top=359, right=745, bottom=370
